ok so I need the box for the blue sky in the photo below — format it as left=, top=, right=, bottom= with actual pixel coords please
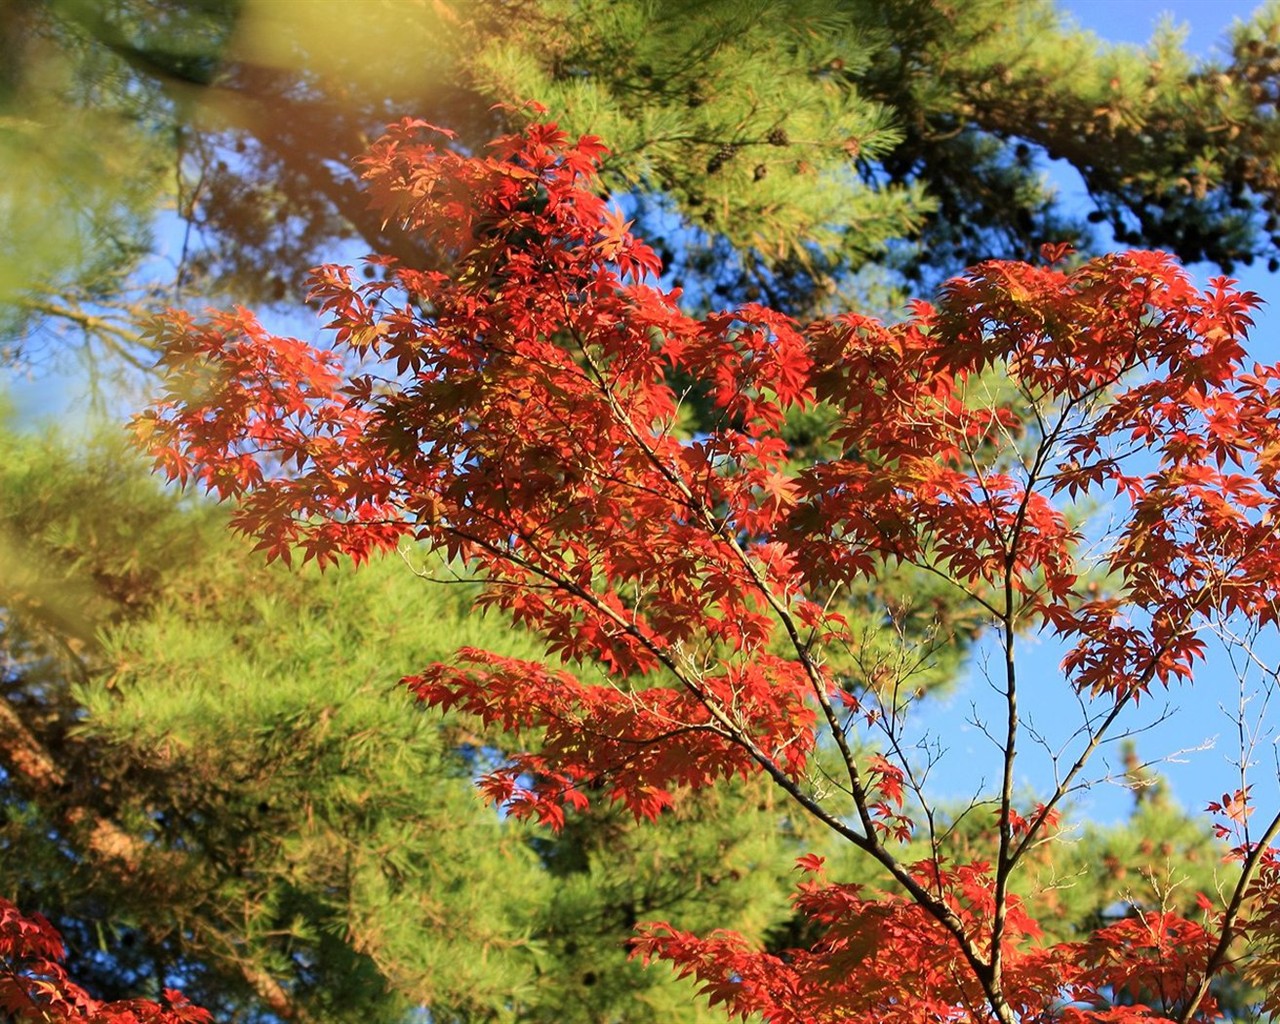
left=1066, top=0, right=1261, bottom=54
left=908, top=0, right=1280, bottom=827
left=1068, top=1, right=1280, bottom=822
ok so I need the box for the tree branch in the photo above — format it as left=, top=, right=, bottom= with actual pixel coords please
left=0, top=693, right=307, bottom=1020
left=1177, top=807, right=1280, bottom=1024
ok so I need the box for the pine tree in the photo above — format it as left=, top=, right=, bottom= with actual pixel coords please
left=11, top=0, right=1280, bottom=335
left=0, top=421, right=819, bottom=1022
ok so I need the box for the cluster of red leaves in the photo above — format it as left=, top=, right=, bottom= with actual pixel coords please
left=136, top=116, right=1280, bottom=1022
left=0, top=898, right=208, bottom=1024
left=633, top=856, right=1219, bottom=1024
left=407, top=648, right=812, bottom=827
left=139, top=117, right=827, bottom=828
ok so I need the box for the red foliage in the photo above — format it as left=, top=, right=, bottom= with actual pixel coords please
left=135, top=117, right=1280, bottom=1022
left=0, top=897, right=209, bottom=1024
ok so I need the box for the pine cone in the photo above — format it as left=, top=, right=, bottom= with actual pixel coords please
left=767, top=127, right=789, bottom=146
left=705, top=143, right=737, bottom=174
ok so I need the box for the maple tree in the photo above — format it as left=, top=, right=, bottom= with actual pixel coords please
left=137, top=117, right=1280, bottom=1023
